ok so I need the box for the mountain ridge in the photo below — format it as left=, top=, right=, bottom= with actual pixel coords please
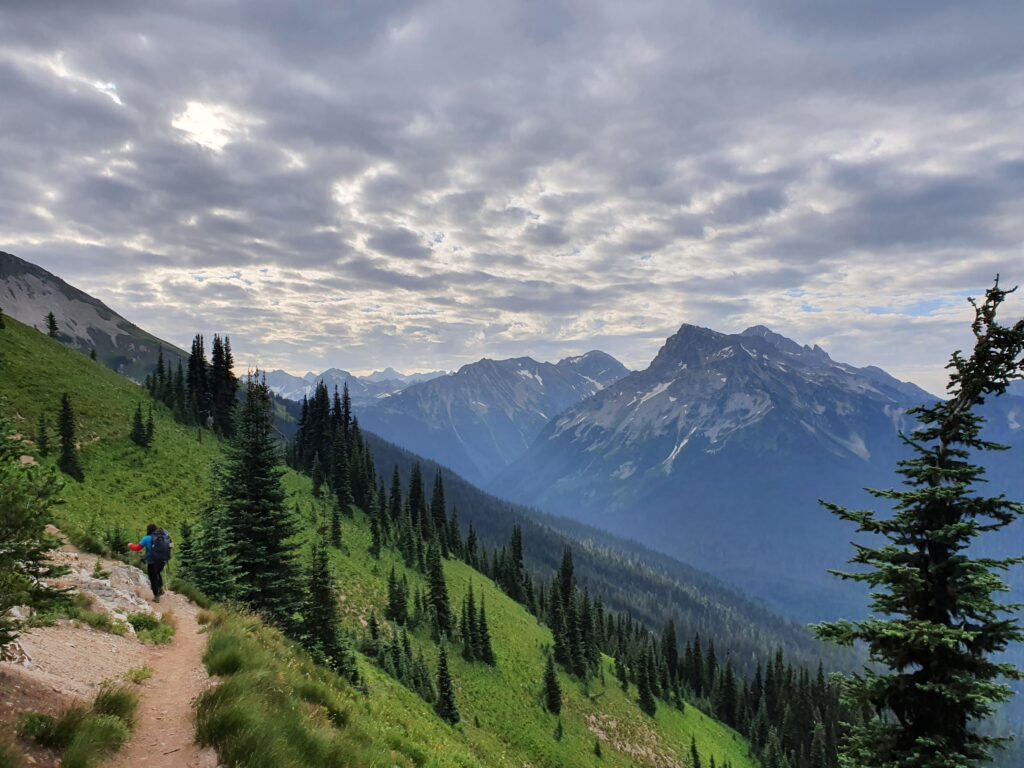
left=0, top=250, right=187, bottom=379
left=489, top=321, right=964, bottom=619
left=355, top=350, right=630, bottom=482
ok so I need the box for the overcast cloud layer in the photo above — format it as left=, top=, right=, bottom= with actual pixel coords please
left=2, top=0, right=1023, bottom=393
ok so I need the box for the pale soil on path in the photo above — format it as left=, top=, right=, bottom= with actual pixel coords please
left=104, top=589, right=218, bottom=768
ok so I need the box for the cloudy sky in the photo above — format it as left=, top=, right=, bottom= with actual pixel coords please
left=2, top=0, right=1023, bottom=393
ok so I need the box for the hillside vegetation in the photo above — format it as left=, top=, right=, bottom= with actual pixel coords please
left=0, top=314, right=756, bottom=766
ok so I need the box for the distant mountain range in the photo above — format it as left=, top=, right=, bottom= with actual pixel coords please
left=356, top=352, right=630, bottom=483
left=7, top=248, right=1021, bottom=630
left=491, top=323, right=1024, bottom=620
left=0, top=251, right=185, bottom=379
left=263, top=367, right=448, bottom=406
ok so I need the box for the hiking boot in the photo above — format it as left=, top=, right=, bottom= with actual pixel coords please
left=154, top=594, right=160, bottom=603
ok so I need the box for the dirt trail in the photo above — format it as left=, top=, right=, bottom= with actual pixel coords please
left=104, top=590, right=218, bottom=768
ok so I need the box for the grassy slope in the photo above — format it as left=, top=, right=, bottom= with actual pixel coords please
left=1, top=315, right=754, bottom=768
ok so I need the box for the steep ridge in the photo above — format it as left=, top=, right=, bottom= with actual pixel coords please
left=0, top=251, right=186, bottom=379
left=357, top=351, right=629, bottom=483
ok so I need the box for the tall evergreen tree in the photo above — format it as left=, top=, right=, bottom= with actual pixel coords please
left=145, top=407, right=155, bottom=447
left=130, top=403, right=147, bottom=447
left=815, top=280, right=1024, bottom=768
left=435, top=644, right=460, bottom=725
left=389, top=465, right=403, bottom=523
left=57, top=393, right=83, bottom=481
left=690, top=736, right=702, bottom=768
left=219, top=374, right=303, bottom=630
left=0, top=305, right=5, bottom=329
left=544, top=654, right=562, bottom=714
left=477, top=597, right=496, bottom=666
left=637, top=648, right=658, bottom=716
left=45, top=311, right=58, bottom=338
left=187, top=334, right=210, bottom=426
left=386, top=566, right=408, bottom=625
left=186, top=478, right=241, bottom=603
left=427, top=544, right=453, bottom=639
left=302, top=538, right=357, bottom=681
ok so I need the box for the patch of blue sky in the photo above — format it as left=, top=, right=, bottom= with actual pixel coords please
left=866, top=297, right=947, bottom=317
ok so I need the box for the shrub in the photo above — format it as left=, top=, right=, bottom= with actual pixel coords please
left=17, top=705, right=89, bottom=749
left=127, top=612, right=175, bottom=645
left=62, top=714, right=130, bottom=768
left=92, top=684, right=138, bottom=729
left=124, top=665, right=153, bottom=684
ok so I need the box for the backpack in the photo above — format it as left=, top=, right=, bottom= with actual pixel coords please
left=151, top=529, right=172, bottom=563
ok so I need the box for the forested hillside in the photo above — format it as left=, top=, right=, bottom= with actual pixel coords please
left=0, top=313, right=777, bottom=767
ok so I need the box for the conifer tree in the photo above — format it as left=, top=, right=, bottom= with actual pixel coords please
left=434, top=644, right=460, bottom=725
left=188, top=490, right=241, bottom=603
left=0, top=414, right=69, bottom=649
left=130, top=403, right=147, bottom=447
left=508, top=525, right=526, bottom=602
left=89, top=348, right=96, bottom=360
left=427, top=543, right=453, bottom=639
left=430, top=470, right=448, bottom=554
left=0, top=305, right=5, bottom=329
left=815, top=280, right=1024, bottom=768
left=408, top=462, right=429, bottom=539
left=176, top=521, right=196, bottom=585
left=594, top=739, right=602, bottom=758
left=690, top=736, right=702, bottom=768
left=57, top=393, right=83, bottom=481
left=461, top=584, right=479, bottom=661
left=36, top=413, right=48, bottom=457
left=477, top=597, right=496, bottom=666
left=45, top=311, right=58, bottom=338
left=219, top=374, right=302, bottom=631
left=302, top=538, right=357, bottom=681
left=637, top=648, right=658, bottom=716
left=187, top=334, right=210, bottom=426
left=386, top=566, right=408, bottom=625
left=544, top=654, right=562, bottom=714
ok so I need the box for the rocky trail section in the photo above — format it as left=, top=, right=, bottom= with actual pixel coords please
left=1, top=540, right=217, bottom=767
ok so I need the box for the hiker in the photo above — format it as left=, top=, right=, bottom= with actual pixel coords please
left=128, top=523, right=172, bottom=602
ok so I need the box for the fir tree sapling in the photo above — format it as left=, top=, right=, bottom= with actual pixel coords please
left=815, top=279, right=1024, bottom=768
left=130, top=403, right=147, bottom=447
left=434, top=644, right=460, bottom=725
left=57, top=393, right=84, bottom=481
left=544, top=654, right=562, bottom=714
left=45, top=311, right=58, bottom=338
